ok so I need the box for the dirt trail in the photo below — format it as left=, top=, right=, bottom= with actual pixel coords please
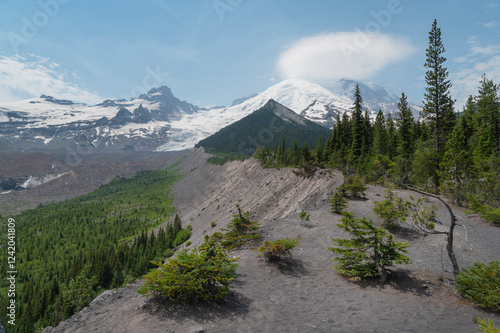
left=45, top=148, right=500, bottom=333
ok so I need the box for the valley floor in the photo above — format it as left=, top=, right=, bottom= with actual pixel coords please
left=0, top=150, right=185, bottom=215
left=44, top=148, right=500, bottom=333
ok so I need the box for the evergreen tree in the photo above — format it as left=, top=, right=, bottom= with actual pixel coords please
left=341, top=111, right=351, bottom=152
left=363, top=110, right=373, bottom=149
left=413, top=119, right=423, bottom=142
left=351, top=84, right=364, bottom=163
left=277, top=137, right=286, bottom=164
left=475, top=74, right=500, bottom=157
left=301, top=142, right=311, bottom=162
left=291, top=139, right=300, bottom=165
left=328, top=212, right=411, bottom=284
left=385, top=113, right=396, bottom=159
left=422, top=19, right=455, bottom=153
left=440, top=116, right=475, bottom=206
left=173, top=214, right=182, bottom=234
left=316, top=136, right=324, bottom=163
left=372, top=110, right=387, bottom=156
left=396, top=93, right=415, bottom=159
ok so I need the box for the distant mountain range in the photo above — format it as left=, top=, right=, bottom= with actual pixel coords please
left=0, top=79, right=421, bottom=152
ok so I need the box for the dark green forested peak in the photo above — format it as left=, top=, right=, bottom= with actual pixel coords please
left=196, top=99, right=331, bottom=156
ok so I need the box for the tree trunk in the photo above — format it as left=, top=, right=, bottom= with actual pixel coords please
left=442, top=196, right=460, bottom=276
left=373, top=247, right=388, bottom=285
left=392, top=181, right=460, bottom=276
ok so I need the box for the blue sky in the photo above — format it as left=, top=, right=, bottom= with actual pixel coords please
left=0, top=0, right=499, bottom=109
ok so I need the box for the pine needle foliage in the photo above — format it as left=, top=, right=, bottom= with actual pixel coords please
left=219, top=205, right=261, bottom=249
left=456, top=260, right=500, bottom=312
left=339, top=175, right=367, bottom=198
left=328, top=212, right=411, bottom=284
left=255, top=237, right=301, bottom=263
left=467, top=194, right=500, bottom=225
left=477, top=318, right=500, bottom=333
left=138, top=237, right=238, bottom=304
left=373, top=187, right=408, bottom=229
left=328, top=190, right=349, bottom=214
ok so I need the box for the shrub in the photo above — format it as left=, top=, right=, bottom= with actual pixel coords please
left=255, top=237, right=301, bottom=262
left=456, top=260, right=500, bottom=312
left=477, top=318, right=500, bottom=333
left=173, top=229, right=191, bottom=247
left=219, top=205, right=260, bottom=249
left=373, top=187, right=408, bottom=229
left=211, top=221, right=217, bottom=228
left=328, top=212, right=411, bottom=284
left=339, top=175, right=367, bottom=198
left=292, top=162, right=317, bottom=178
left=299, top=211, right=310, bottom=225
left=138, top=238, right=238, bottom=304
left=328, top=190, right=349, bottom=214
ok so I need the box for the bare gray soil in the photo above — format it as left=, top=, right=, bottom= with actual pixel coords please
left=42, top=148, right=500, bottom=332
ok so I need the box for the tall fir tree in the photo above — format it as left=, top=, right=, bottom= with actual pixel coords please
left=396, top=93, right=414, bottom=159
left=385, top=113, right=396, bottom=159
left=340, top=111, right=351, bottom=153
left=351, top=84, right=364, bottom=163
left=422, top=19, right=455, bottom=153
left=363, top=110, right=373, bottom=148
left=475, top=74, right=500, bottom=157
left=301, top=142, right=311, bottom=162
left=372, top=110, right=387, bottom=156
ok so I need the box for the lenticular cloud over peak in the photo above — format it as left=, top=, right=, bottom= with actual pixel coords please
left=277, top=31, right=415, bottom=81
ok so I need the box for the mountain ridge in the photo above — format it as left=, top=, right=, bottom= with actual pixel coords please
left=0, top=79, right=421, bottom=152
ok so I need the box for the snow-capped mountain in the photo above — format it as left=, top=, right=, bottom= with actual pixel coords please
left=0, top=79, right=421, bottom=152
left=159, top=79, right=421, bottom=151
left=0, top=86, right=202, bottom=151
left=323, top=79, right=421, bottom=119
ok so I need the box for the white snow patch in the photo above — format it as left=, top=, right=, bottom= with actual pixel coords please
left=20, top=172, right=71, bottom=189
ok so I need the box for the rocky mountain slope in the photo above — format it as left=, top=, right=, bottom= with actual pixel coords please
left=0, top=86, right=202, bottom=151
left=43, top=149, right=500, bottom=333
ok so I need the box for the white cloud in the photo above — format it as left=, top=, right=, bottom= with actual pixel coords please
left=0, top=55, right=103, bottom=104
left=451, top=38, right=500, bottom=109
left=276, top=32, right=415, bottom=81
left=480, top=21, right=498, bottom=28
left=453, top=56, right=467, bottom=63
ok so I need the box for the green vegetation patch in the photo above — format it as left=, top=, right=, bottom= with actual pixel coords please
left=456, top=260, right=500, bottom=312
left=0, top=165, right=187, bottom=332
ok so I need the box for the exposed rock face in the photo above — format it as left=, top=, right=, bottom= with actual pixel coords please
left=110, top=107, right=134, bottom=125
left=0, top=85, right=200, bottom=152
